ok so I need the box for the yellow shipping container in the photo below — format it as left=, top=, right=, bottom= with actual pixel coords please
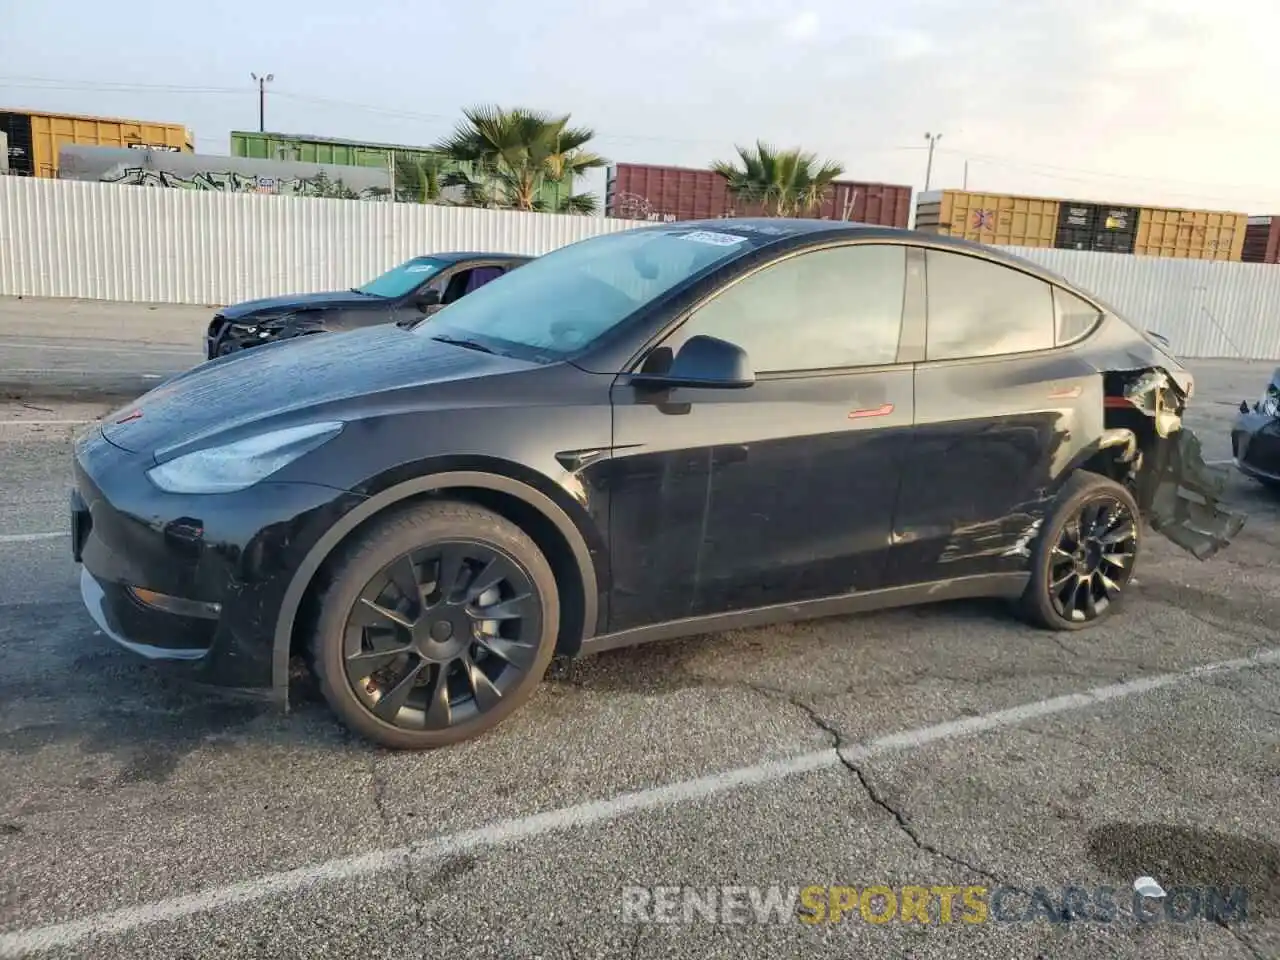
left=914, top=190, right=1060, bottom=248
left=21, top=109, right=192, bottom=178
left=1134, top=207, right=1247, bottom=261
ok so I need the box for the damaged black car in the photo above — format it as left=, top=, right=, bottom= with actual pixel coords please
left=1232, top=367, right=1280, bottom=489
left=204, top=251, right=531, bottom=359
left=72, top=219, right=1245, bottom=750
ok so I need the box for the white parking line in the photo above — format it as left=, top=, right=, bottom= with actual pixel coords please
left=0, top=341, right=196, bottom=357
left=1, top=645, right=1276, bottom=957
left=0, top=532, right=65, bottom=544
left=0, top=420, right=96, bottom=427
left=1204, top=458, right=1235, bottom=465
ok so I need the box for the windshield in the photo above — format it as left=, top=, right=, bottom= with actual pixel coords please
left=413, top=227, right=755, bottom=359
left=357, top=257, right=448, bottom=298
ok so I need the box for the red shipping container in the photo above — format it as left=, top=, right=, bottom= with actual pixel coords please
left=605, top=162, right=911, bottom=227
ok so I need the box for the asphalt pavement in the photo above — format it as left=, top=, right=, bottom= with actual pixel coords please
left=0, top=297, right=207, bottom=401
left=0, top=303, right=1278, bottom=959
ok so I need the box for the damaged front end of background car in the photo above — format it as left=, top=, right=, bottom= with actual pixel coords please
left=1097, top=366, right=1246, bottom=559
left=1231, top=366, right=1280, bottom=491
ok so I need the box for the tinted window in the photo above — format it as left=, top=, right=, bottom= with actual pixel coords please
left=924, top=250, right=1055, bottom=360
left=358, top=257, right=448, bottom=298
left=679, top=244, right=906, bottom=372
left=1053, top=286, right=1102, bottom=345
left=418, top=227, right=754, bottom=360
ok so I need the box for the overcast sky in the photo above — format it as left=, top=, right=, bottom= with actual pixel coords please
left=2, top=0, right=1278, bottom=212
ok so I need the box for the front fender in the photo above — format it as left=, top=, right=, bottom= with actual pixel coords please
left=269, top=469, right=603, bottom=703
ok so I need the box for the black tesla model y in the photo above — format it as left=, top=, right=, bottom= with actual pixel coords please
left=71, top=219, right=1245, bottom=749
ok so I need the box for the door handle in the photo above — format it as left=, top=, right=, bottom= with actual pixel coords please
left=848, top=402, right=894, bottom=420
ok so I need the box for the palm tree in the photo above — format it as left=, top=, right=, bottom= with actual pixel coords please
left=433, top=106, right=606, bottom=214
left=711, top=142, right=845, bottom=217
left=393, top=154, right=447, bottom=204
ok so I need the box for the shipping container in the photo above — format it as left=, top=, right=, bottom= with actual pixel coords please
left=914, top=190, right=1060, bottom=247
left=57, top=144, right=395, bottom=199
left=231, top=130, right=573, bottom=209
left=0, top=112, right=36, bottom=176
left=0, top=109, right=192, bottom=178
left=604, top=162, right=911, bottom=226
left=1054, top=202, right=1137, bottom=254
left=1241, top=216, right=1280, bottom=264
left=1134, top=207, right=1247, bottom=261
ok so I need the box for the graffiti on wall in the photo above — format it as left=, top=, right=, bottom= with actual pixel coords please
left=99, top=166, right=388, bottom=200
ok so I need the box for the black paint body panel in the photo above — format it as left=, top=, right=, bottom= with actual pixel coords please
left=71, top=218, right=1208, bottom=700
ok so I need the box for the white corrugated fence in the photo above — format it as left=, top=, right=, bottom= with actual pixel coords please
left=3, top=175, right=1280, bottom=359
left=0, top=176, right=637, bottom=306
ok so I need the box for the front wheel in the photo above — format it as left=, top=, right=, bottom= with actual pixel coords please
left=1018, top=471, right=1141, bottom=631
left=309, top=501, right=559, bottom=749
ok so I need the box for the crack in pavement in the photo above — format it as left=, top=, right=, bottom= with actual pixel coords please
left=744, top=683, right=1024, bottom=893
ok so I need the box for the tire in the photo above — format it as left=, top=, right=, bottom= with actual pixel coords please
left=1018, top=470, right=1141, bottom=631
left=309, top=500, right=559, bottom=749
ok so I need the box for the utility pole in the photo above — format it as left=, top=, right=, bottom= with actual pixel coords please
left=251, top=73, right=274, bottom=133
left=963, top=159, right=969, bottom=190
left=923, top=132, right=942, bottom=191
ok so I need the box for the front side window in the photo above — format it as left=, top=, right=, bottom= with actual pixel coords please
left=675, top=243, right=907, bottom=373
left=924, top=250, right=1055, bottom=361
left=357, top=257, right=448, bottom=299
left=416, top=227, right=757, bottom=360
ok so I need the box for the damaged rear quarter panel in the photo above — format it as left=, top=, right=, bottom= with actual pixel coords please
left=887, top=310, right=1245, bottom=580
left=1071, top=313, right=1246, bottom=560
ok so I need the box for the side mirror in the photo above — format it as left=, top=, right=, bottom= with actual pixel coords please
left=631, top=335, right=755, bottom=390
left=415, top=289, right=441, bottom=311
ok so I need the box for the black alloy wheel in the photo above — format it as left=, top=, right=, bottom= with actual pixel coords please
left=1047, top=496, right=1138, bottom=623
left=1020, top=471, right=1141, bottom=631
left=311, top=502, right=559, bottom=749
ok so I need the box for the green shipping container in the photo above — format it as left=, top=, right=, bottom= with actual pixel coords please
left=230, top=131, right=572, bottom=208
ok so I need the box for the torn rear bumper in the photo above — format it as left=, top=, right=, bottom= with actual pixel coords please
left=1147, top=428, right=1247, bottom=560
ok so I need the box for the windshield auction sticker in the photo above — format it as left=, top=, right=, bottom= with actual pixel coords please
left=678, top=230, right=748, bottom=246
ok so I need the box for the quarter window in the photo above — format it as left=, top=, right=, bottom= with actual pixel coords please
left=1053, top=286, right=1103, bottom=345
left=678, top=244, right=907, bottom=372
left=924, top=250, right=1055, bottom=360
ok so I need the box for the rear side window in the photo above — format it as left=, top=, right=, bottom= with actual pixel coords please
left=924, top=249, right=1055, bottom=360
left=1053, top=287, right=1103, bottom=345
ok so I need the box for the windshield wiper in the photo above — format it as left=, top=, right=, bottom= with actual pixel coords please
left=431, top=334, right=495, bottom=355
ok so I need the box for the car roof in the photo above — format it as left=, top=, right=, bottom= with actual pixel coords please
left=658, top=217, right=1072, bottom=287
left=425, top=251, right=532, bottom=264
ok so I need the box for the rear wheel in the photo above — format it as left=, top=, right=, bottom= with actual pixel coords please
left=309, top=501, right=559, bottom=749
left=1019, top=471, right=1140, bottom=631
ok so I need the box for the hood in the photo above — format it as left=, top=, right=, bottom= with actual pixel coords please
left=217, top=290, right=386, bottom=320
left=102, top=325, right=536, bottom=455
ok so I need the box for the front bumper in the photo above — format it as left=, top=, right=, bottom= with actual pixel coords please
left=72, top=426, right=363, bottom=689
left=206, top=315, right=290, bottom=359
left=1232, top=405, right=1280, bottom=483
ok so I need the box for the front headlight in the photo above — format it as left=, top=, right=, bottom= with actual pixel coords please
left=146, top=421, right=343, bottom=494
left=1260, top=384, right=1280, bottom=417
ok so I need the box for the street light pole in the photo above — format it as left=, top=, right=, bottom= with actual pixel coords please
left=923, top=132, right=942, bottom=191
left=251, top=73, right=274, bottom=133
